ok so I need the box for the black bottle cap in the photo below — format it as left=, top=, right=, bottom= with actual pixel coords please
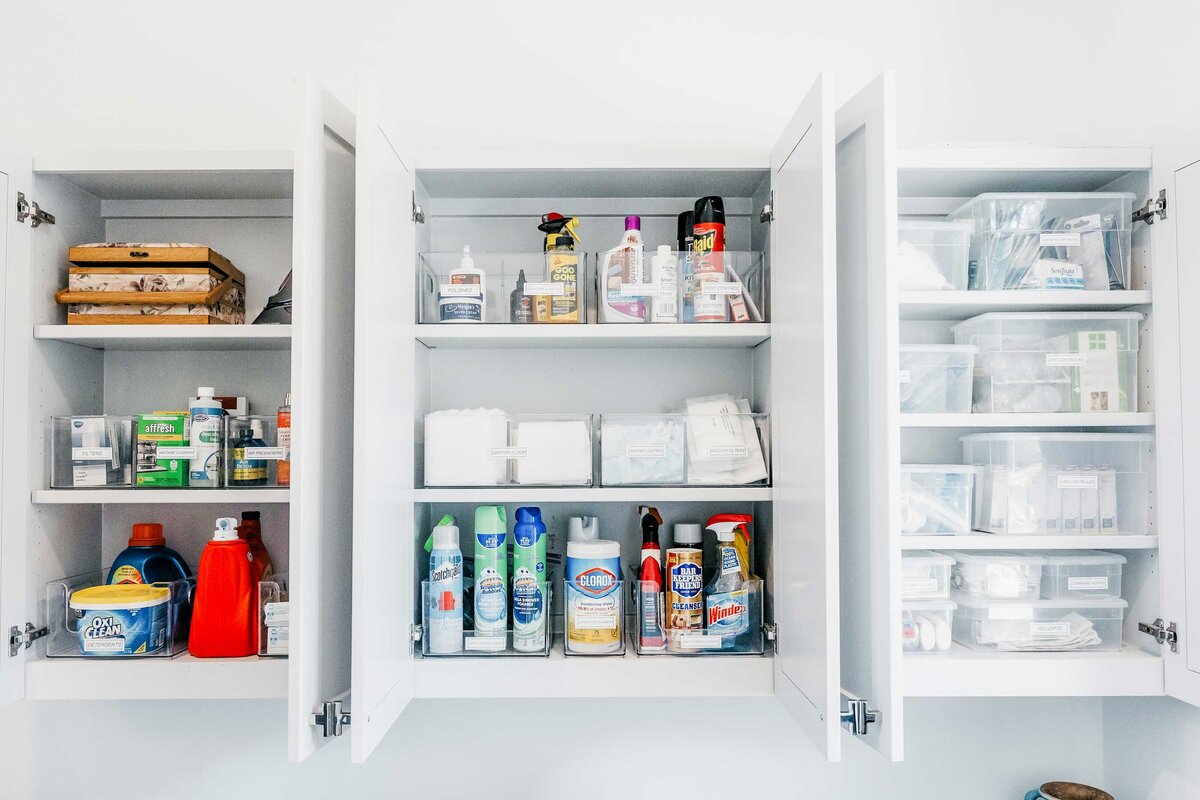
left=242, top=511, right=260, bottom=521
left=677, top=210, right=694, bottom=249
left=693, top=196, right=725, bottom=225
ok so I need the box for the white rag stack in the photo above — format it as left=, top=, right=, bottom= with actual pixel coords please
left=423, top=408, right=509, bottom=486
left=512, top=418, right=592, bottom=485
left=684, top=394, right=769, bottom=485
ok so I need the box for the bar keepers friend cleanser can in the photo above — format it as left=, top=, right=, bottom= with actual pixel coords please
left=565, top=539, right=622, bottom=653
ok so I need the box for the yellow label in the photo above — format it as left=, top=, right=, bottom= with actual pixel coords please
left=111, top=565, right=144, bottom=584
left=544, top=254, right=578, bottom=323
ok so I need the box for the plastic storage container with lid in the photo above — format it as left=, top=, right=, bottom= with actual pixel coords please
left=952, top=593, right=1127, bottom=652
left=1040, top=550, right=1126, bottom=599
left=902, top=599, right=956, bottom=654
left=951, top=311, right=1142, bottom=414
left=948, top=192, right=1134, bottom=292
left=901, top=551, right=956, bottom=599
left=900, top=465, right=978, bottom=534
left=896, top=220, right=973, bottom=291
left=899, top=345, right=977, bottom=413
left=943, top=550, right=1044, bottom=600
left=69, top=584, right=171, bottom=656
left=961, top=432, right=1154, bottom=536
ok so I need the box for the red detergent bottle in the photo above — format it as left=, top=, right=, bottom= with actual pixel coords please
left=189, top=516, right=256, bottom=658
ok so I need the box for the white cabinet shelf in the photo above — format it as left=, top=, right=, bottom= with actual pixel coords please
left=904, top=644, right=1163, bottom=697
left=415, top=324, right=771, bottom=349
left=901, top=535, right=1159, bottom=550
left=899, top=413, right=1155, bottom=428
left=34, top=324, right=292, bottom=351
left=899, top=291, right=1152, bottom=321
left=25, top=654, right=288, bottom=701
left=413, top=487, right=772, bottom=503
left=32, top=489, right=290, bottom=504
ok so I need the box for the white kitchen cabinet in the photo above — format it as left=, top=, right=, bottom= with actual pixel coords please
left=0, top=80, right=356, bottom=763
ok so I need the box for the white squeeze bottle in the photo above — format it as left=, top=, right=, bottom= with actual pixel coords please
left=650, top=244, right=679, bottom=323
left=188, top=387, right=224, bottom=487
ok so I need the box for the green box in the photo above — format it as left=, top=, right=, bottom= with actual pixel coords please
left=135, top=413, right=190, bottom=487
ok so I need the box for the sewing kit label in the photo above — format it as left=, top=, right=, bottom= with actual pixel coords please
left=1030, top=621, right=1071, bottom=637
left=620, top=283, right=660, bottom=297
left=1040, top=232, right=1082, bottom=247
left=155, top=446, right=197, bottom=460
left=245, top=447, right=287, bottom=460
left=902, top=578, right=939, bottom=595
left=626, top=444, right=667, bottom=459
left=680, top=634, right=722, bottom=649
left=706, top=445, right=749, bottom=459
left=1046, top=353, right=1087, bottom=367
left=897, top=370, right=911, bottom=384
left=1067, top=576, right=1109, bottom=591
left=464, top=636, right=507, bottom=652
left=1058, top=474, right=1099, bottom=489
left=72, top=447, right=112, bottom=461
left=523, top=282, right=564, bottom=296
left=439, top=283, right=481, bottom=297
left=490, top=447, right=528, bottom=460
left=698, top=282, right=741, bottom=296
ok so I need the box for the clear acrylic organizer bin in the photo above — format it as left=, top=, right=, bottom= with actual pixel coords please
left=418, top=252, right=588, bottom=324
left=420, top=580, right=553, bottom=657
left=952, top=311, right=1142, bottom=413
left=951, top=593, right=1127, bottom=652
left=224, top=415, right=286, bottom=488
left=902, top=599, right=956, bottom=654
left=599, top=413, right=770, bottom=487
left=1040, top=551, right=1125, bottom=600
left=900, top=465, right=978, bottom=535
left=961, top=432, right=1154, bottom=535
left=49, top=415, right=134, bottom=488
left=257, top=574, right=289, bottom=657
left=564, top=578, right=624, bottom=656
left=945, top=550, right=1045, bottom=601
left=595, top=250, right=767, bottom=324
left=628, top=567, right=766, bottom=655
left=949, top=192, right=1135, bottom=291
left=901, top=551, right=955, bottom=599
left=45, top=570, right=191, bottom=658
left=423, top=412, right=594, bottom=487
left=899, top=345, right=977, bottom=413
left=896, top=220, right=973, bottom=291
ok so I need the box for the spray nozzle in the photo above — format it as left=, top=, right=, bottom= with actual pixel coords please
left=460, top=245, right=474, bottom=268
left=705, top=513, right=753, bottom=541
left=538, top=213, right=582, bottom=245
left=638, top=505, right=663, bottom=526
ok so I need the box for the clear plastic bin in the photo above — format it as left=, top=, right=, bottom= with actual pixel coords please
left=418, top=251, right=588, bottom=324
left=961, top=433, right=1154, bottom=536
left=896, top=220, right=973, bottom=291
left=600, top=412, right=770, bottom=487
left=900, top=465, right=978, bottom=535
left=1040, top=551, right=1125, bottom=600
left=952, top=593, right=1127, bottom=652
left=257, top=575, right=289, bottom=657
left=944, top=550, right=1044, bottom=600
left=949, top=192, right=1134, bottom=291
left=902, top=599, right=956, bottom=654
left=564, top=578, right=624, bottom=656
left=628, top=567, right=765, bottom=655
left=224, top=416, right=286, bottom=488
left=901, top=551, right=956, bottom=599
left=45, top=570, right=190, bottom=658
left=49, top=415, right=134, bottom=488
left=952, top=312, right=1142, bottom=413
left=422, top=412, right=594, bottom=487
left=419, top=580, right=552, bottom=657
left=596, top=250, right=767, bottom=324
left=899, top=345, right=977, bottom=413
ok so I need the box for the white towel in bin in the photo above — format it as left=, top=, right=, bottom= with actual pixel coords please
left=424, top=409, right=509, bottom=486
left=512, top=419, right=592, bottom=485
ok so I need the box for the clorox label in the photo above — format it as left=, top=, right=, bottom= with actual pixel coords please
left=574, top=567, right=617, bottom=597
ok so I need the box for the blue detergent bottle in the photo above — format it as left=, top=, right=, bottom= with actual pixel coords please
left=107, top=523, right=192, bottom=585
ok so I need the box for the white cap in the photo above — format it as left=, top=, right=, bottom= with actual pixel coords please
left=213, top=517, right=239, bottom=541
left=432, top=523, right=459, bottom=549
left=674, top=523, right=701, bottom=545
left=197, top=387, right=215, bottom=397
left=250, top=419, right=265, bottom=438
left=567, top=516, right=599, bottom=542
left=714, top=527, right=735, bottom=542
left=460, top=245, right=473, bottom=268
left=657, top=244, right=672, bottom=255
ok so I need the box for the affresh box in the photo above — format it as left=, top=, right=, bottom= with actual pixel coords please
left=135, top=413, right=191, bottom=487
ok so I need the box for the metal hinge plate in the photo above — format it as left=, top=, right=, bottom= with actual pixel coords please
left=15, top=192, right=55, bottom=227
left=1133, top=189, right=1167, bottom=225
left=9, top=623, right=48, bottom=657
left=311, top=699, right=351, bottom=738
left=840, top=697, right=879, bottom=737
left=1138, top=618, right=1178, bottom=653
left=760, top=192, right=774, bottom=223
left=763, top=622, right=777, bottom=642
left=412, top=192, right=425, bottom=224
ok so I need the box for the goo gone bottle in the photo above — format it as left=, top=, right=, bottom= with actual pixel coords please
left=428, top=521, right=464, bottom=654
left=188, top=387, right=223, bottom=487
left=473, top=505, right=507, bottom=638
left=703, top=522, right=750, bottom=646
left=189, top=517, right=256, bottom=657
left=511, top=507, right=547, bottom=652
left=691, top=196, right=728, bottom=323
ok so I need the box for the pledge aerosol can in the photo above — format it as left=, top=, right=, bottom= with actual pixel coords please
left=666, top=523, right=704, bottom=651
left=691, top=196, right=728, bottom=323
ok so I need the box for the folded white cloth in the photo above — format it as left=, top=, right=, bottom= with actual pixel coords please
left=424, top=409, right=509, bottom=486
left=512, top=419, right=592, bottom=485
left=600, top=418, right=686, bottom=485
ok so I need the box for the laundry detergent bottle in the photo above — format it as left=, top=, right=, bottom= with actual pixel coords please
left=107, top=523, right=191, bottom=585
left=189, top=517, right=256, bottom=658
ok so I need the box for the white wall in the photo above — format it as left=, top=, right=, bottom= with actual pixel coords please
left=4, top=1, right=1200, bottom=797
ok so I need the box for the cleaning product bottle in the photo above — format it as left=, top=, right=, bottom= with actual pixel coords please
left=189, top=517, right=256, bottom=657
left=638, top=506, right=666, bottom=650
left=230, top=421, right=267, bottom=487
left=678, top=210, right=696, bottom=322
left=536, top=214, right=581, bottom=324
left=188, top=387, right=223, bottom=487
left=691, top=196, right=729, bottom=323
left=510, top=269, right=534, bottom=324
left=428, top=520, right=464, bottom=654
left=704, top=518, right=750, bottom=643
left=439, top=245, right=486, bottom=323
left=600, top=215, right=647, bottom=323
left=473, top=505, right=508, bottom=637
left=277, top=392, right=291, bottom=487
left=565, top=538, right=622, bottom=653
left=567, top=516, right=599, bottom=542
left=239, top=511, right=273, bottom=582
left=107, top=523, right=191, bottom=585
left=706, top=513, right=753, bottom=580
left=666, top=522, right=703, bottom=650
left=512, top=506, right=548, bottom=652
left=650, top=244, right=679, bottom=323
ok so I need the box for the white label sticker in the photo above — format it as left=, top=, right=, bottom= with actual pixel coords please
left=576, top=614, right=617, bottom=630
left=985, top=577, right=1026, bottom=597
left=490, top=446, right=528, bottom=460
left=902, top=578, right=939, bottom=596
left=154, top=446, right=196, bottom=460
left=1031, top=621, right=1071, bottom=637
left=680, top=634, right=723, bottom=649
left=245, top=447, right=286, bottom=460
left=698, top=282, right=741, bottom=296
left=83, top=637, right=125, bottom=653
left=464, top=636, right=507, bottom=652
left=987, top=606, right=1034, bottom=621
left=1067, top=576, right=1110, bottom=591
left=620, top=283, right=660, bottom=297
left=897, top=369, right=911, bottom=384
left=1040, top=232, right=1082, bottom=247
left=439, top=283, right=481, bottom=297
left=706, top=445, right=749, bottom=459
left=1046, top=353, right=1087, bottom=367
left=72, top=447, right=113, bottom=461
left=626, top=444, right=667, bottom=459
left=523, top=282, right=565, bottom=296
left=1058, top=474, right=1099, bottom=489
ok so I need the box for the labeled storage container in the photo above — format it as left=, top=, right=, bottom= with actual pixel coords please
left=1040, top=551, right=1125, bottom=599
left=901, top=551, right=956, bottom=599
left=418, top=251, right=588, bottom=324
left=629, top=568, right=765, bottom=655
left=961, top=432, right=1154, bottom=535
left=899, top=345, right=977, bottom=413
left=49, top=415, right=134, bottom=488
left=949, top=193, right=1134, bottom=291
left=944, top=550, right=1044, bottom=600
left=900, top=465, right=978, bottom=535
left=896, top=220, right=973, bottom=291
left=600, top=412, right=771, bottom=487
left=224, top=416, right=286, bottom=488
left=423, top=412, right=594, bottom=487
left=596, top=250, right=767, bottom=324
left=419, top=580, right=552, bottom=657
left=257, top=575, right=289, bottom=657
left=45, top=570, right=190, bottom=658
left=902, top=599, right=956, bottom=654
left=952, top=593, right=1127, bottom=652
left=563, top=578, right=624, bottom=656
left=952, top=312, right=1142, bottom=413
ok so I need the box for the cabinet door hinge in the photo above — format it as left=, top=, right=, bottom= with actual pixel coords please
left=759, top=191, right=774, bottom=223
left=1138, top=618, right=1178, bottom=653
left=15, top=192, right=55, bottom=227
left=411, top=192, right=425, bottom=224
left=1133, top=189, right=1167, bottom=225
left=311, top=699, right=351, bottom=738
left=9, top=623, right=48, bottom=657
left=763, top=622, right=777, bottom=642
left=839, top=696, right=879, bottom=737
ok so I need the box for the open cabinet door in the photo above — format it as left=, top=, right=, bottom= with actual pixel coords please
left=770, top=72, right=843, bottom=760
left=289, top=79, right=358, bottom=762
left=349, top=78, right=416, bottom=762
left=1152, top=144, right=1200, bottom=707
left=834, top=73, right=903, bottom=759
